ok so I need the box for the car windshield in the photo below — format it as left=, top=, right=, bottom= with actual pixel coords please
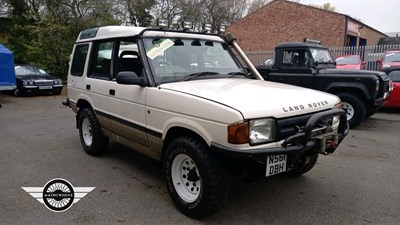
left=384, top=52, right=400, bottom=62
left=310, top=48, right=333, bottom=63
left=389, top=70, right=400, bottom=82
left=336, top=56, right=360, bottom=65
left=143, top=38, right=244, bottom=84
left=15, top=65, right=47, bottom=76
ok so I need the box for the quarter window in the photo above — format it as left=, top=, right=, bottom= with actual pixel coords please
left=70, top=44, right=89, bottom=76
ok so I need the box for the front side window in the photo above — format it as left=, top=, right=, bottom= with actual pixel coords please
left=90, top=41, right=114, bottom=79
left=115, top=40, right=141, bottom=78
left=70, top=44, right=89, bottom=76
left=143, top=38, right=244, bottom=84
left=310, top=48, right=333, bottom=63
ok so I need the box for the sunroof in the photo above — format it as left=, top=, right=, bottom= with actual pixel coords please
left=80, top=28, right=99, bottom=39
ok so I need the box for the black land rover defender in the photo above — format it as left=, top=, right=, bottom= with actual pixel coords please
left=257, top=41, right=391, bottom=127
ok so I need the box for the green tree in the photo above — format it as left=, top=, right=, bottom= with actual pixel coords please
left=2, top=0, right=122, bottom=79
left=308, top=2, right=336, bottom=12
left=118, top=0, right=156, bottom=26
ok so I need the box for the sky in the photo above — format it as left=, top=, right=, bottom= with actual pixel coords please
left=298, top=0, right=399, bottom=33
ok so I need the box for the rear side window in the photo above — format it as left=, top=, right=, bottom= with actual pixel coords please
left=71, top=44, right=89, bottom=76
left=90, top=41, right=114, bottom=79
left=282, top=49, right=310, bottom=67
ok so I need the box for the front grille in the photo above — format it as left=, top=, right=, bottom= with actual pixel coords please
left=383, top=80, right=390, bottom=93
left=276, top=110, right=332, bottom=141
left=276, top=114, right=311, bottom=141
left=377, top=79, right=390, bottom=98
left=35, top=80, right=54, bottom=86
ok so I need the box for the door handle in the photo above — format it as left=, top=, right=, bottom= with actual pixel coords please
left=86, top=84, right=91, bottom=90
left=109, top=89, right=115, bottom=96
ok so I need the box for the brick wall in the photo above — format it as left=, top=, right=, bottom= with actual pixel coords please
left=228, top=0, right=346, bottom=51
left=359, top=26, right=384, bottom=46
left=346, top=19, right=385, bottom=46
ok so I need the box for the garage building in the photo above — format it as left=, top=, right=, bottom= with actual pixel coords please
left=228, top=0, right=387, bottom=51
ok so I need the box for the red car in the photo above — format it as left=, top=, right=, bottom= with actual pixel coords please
left=335, top=55, right=366, bottom=70
left=384, top=70, right=400, bottom=108
left=378, top=49, right=400, bottom=73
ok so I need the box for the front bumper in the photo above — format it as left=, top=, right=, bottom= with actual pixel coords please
left=212, top=109, right=349, bottom=160
left=374, top=92, right=391, bottom=107
left=20, top=85, right=63, bottom=94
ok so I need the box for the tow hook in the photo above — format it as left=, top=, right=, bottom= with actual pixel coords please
left=327, top=140, right=338, bottom=148
left=314, top=133, right=339, bottom=155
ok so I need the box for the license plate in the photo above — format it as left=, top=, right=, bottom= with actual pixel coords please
left=266, top=154, right=287, bottom=177
left=39, top=86, right=52, bottom=90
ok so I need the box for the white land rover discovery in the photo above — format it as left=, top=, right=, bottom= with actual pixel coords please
left=63, top=22, right=349, bottom=218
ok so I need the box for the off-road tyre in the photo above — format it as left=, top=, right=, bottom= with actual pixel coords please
left=78, top=108, right=109, bottom=155
left=286, top=153, right=319, bottom=177
left=163, top=136, right=229, bottom=219
left=337, top=93, right=366, bottom=128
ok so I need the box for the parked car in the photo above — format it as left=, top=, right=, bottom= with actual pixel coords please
left=13, top=65, right=63, bottom=96
left=63, top=26, right=348, bottom=218
left=378, top=49, right=400, bottom=73
left=384, top=70, right=400, bottom=108
left=256, top=41, right=391, bottom=128
left=335, top=55, right=366, bottom=70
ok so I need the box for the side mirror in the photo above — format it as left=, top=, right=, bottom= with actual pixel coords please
left=116, top=71, right=147, bottom=87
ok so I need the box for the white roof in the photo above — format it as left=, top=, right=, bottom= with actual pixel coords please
left=76, top=26, right=224, bottom=43
left=143, top=30, right=224, bottom=42
left=76, top=26, right=146, bottom=43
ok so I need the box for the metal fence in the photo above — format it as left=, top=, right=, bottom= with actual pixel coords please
left=245, top=44, right=400, bottom=71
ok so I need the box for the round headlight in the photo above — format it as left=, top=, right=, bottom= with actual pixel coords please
left=22, top=81, right=28, bottom=86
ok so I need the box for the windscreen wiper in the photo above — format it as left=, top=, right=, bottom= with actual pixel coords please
left=318, top=60, right=335, bottom=64
left=227, top=71, right=247, bottom=78
left=184, top=71, right=220, bottom=81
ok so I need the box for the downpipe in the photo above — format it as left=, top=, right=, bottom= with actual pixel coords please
left=224, top=33, right=264, bottom=81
